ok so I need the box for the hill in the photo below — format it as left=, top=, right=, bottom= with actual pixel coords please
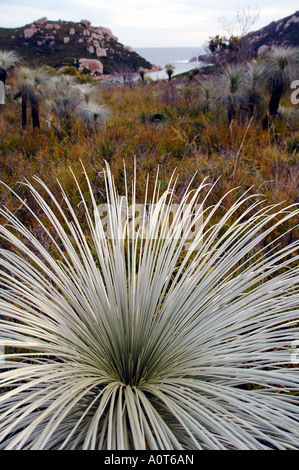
left=0, top=17, right=153, bottom=75
left=246, top=10, right=299, bottom=55
left=197, top=11, right=299, bottom=64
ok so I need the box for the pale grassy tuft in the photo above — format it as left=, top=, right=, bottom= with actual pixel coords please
left=0, top=163, right=298, bottom=449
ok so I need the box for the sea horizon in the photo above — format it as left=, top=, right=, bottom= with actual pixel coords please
left=134, top=46, right=206, bottom=80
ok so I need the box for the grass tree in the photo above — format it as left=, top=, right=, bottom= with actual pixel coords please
left=244, top=61, right=266, bottom=119
left=71, top=82, right=100, bottom=106
left=15, top=66, right=53, bottom=129
left=138, top=67, right=146, bottom=83
left=197, top=78, right=215, bottom=113
left=0, top=164, right=299, bottom=449
left=52, top=74, right=78, bottom=122
left=217, top=63, right=247, bottom=124
left=75, top=101, right=110, bottom=129
left=263, top=46, right=299, bottom=118
left=0, top=50, right=20, bottom=86
left=14, top=66, right=33, bottom=129
left=165, top=63, right=175, bottom=82
left=70, top=82, right=110, bottom=128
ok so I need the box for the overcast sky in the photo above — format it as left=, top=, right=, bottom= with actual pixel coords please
left=0, top=0, right=298, bottom=48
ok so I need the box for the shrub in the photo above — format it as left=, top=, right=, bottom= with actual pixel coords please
left=0, top=164, right=298, bottom=449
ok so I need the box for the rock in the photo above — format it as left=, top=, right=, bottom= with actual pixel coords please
left=257, top=44, right=271, bottom=56
left=125, top=46, right=133, bottom=52
left=63, top=37, right=70, bottom=44
left=69, top=28, right=75, bottom=35
left=34, top=17, right=48, bottom=25
left=24, top=26, right=36, bottom=38
left=95, top=27, right=118, bottom=41
left=96, top=47, right=107, bottom=57
left=189, top=56, right=197, bottom=62
left=45, top=23, right=55, bottom=30
left=87, top=45, right=94, bottom=54
left=81, top=19, right=92, bottom=28
left=78, top=58, right=103, bottom=76
left=284, top=15, right=299, bottom=29
left=275, top=21, right=283, bottom=32
left=83, top=29, right=90, bottom=36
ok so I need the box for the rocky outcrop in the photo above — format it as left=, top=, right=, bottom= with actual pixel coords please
left=246, top=10, right=299, bottom=54
left=95, top=47, right=106, bottom=57
left=94, top=26, right=118, bottom=41
left=19, top=17, right=120, bottom=48
left=34, top=17, right=48, bottom=25
left=78, top=58, right=103, bottom=75
left=0, top=18, right=153, bottom=74
left=24, top=25, right=37, bottom=38
left=81, top=20, right=92, bottom=28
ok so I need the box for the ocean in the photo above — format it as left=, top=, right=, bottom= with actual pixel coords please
left=134, top=46, right=206, bottom=80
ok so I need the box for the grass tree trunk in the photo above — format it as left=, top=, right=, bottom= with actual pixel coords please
left=139, top=71, right=145, bottom=83
left=268, top=82, right=284, bottom=116
left=228, top=102, right=236, bottom=124
left=22, top=94, right=27, bottom=129
left=247, top=94, right=255, bottom=119
left=31, top=102, right=40, bottom=129
left=0, top=69, right=7, bottom=86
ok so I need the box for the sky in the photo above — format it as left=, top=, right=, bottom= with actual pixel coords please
left=0, top=0, right=298, bottom=48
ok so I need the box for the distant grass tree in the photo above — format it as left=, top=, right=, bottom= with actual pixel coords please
left=14, top=66, right=32, bottom=129
left=244, top=61, right=266, bottom=119
left=263, top=46, right=299, bottom=121
left=71, top=83, right=110, bottom=129
left=71, top=83, right=100, bottom=106
left=15, top=66, right=53, bottom=129
left=52, top=74, right=78, bottom=126
left=198, top=78, right=215, bottom=113
left=165, top=63, right=175, bottom=82
left=75, top=101, right=110, bottom=128
left=138, top=67, right=146, bottom=83
left=217, top=63, right=246, bottom=123
left=0, top=164, right=299, bottom=449
left=0, top=50, right=20, bottom=86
